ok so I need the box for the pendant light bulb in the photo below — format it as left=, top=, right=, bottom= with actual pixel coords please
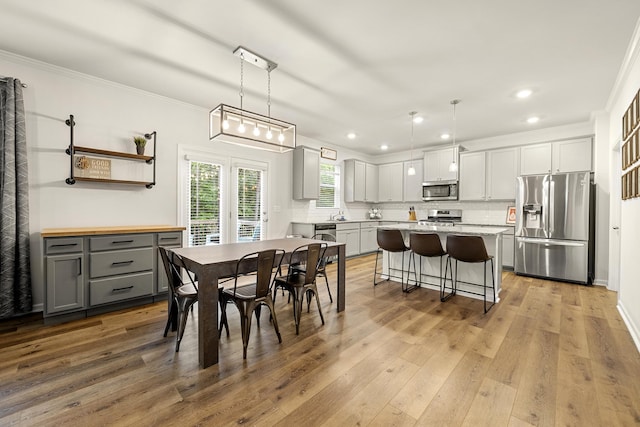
left=266, top=128, right=273, bottom=140
left=222, top=113, right=229, bottom=130
left=407, top=165, right=416, bottom=176
left=238, top=122, right=246, bottom=133
left=253, top=125, right=260, bottom=137
left=278, top=131, right=285, bottom=143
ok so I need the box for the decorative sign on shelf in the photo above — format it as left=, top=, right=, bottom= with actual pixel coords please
left=74, top=156, right=111, bottom=179
left=321, top=147, right=337, bottom=160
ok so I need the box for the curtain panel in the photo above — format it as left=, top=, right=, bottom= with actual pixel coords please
left=0, top=77, right=32, bottom=318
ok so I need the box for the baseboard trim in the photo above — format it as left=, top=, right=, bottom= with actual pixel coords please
left=617, top=300, right=640, bottom=354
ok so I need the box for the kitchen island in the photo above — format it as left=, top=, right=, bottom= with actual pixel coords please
left=377, top=223, right=508, bottom=302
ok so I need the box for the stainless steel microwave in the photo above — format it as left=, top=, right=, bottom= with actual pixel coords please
left=422, top=180, right=458, bottom=201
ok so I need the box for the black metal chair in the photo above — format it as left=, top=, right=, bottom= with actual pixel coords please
left=373, top=228, right=410, bottom=290
left=289, top=233, right=334, bottom=302
left=407, top=233, right=447, bottom=293
left=273, top=242, right=327, bottom=335
left=219, top=249, right=284, bottom=359
left=444, top=234, right=496, bottom=313
left=159, top=247, right=229, bottom=351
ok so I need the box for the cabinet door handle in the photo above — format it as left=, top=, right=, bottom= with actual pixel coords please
left=112, top=286, right=134, bottom=293
left=112, top=239, right=134, bottom=244
left=78, top=258, right=82, bottom=276
left=51, top=243, right=78, bottom=248
left=159, top=237, right=175, bottom=241
left=112, top=260, right=134, bottom=266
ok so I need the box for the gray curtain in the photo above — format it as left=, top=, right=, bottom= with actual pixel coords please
left=0, top=77, right=32, bottom=318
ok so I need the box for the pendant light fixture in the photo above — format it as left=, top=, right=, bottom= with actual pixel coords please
left=448, top=99, right=461, bottom=172
left=407, top=111, right=417, bottom=176
left=209, top=46, right=296, bottom=153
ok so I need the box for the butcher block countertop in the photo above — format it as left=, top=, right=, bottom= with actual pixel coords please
left=41, top=225, right=186, bottom=238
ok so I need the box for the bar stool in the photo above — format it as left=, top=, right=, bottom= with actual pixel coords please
left=373, top=228, right=410, bottom=289
left=407, top=233, right=447, bottom=293
left=444, top=234, right=496, bottom=313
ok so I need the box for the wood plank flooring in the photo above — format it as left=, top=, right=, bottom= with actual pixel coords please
left=1, top=254, right=639, bottom=426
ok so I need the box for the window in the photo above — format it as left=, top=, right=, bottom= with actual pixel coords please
left=235, top=166, right=264, bottom=242
left=189, top=161, right=222, bottom=246
left=317, top=163, right=340, bottom=208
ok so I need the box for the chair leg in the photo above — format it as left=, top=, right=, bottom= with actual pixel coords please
left=263, top=297, right=282, bottom=343
left=164, top=298, right=177, bottom=337
left=323, top=272, right=333, bottom=303
left=313, top=286, right=325, bottom=325
left=176, top=297, right=196, bottom=352
left=237, top=300, right=254, bottom=360
left=293, top=287, right=305, bottom=335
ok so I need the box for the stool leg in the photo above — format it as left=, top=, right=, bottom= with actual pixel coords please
left=403, top=252, right=419, bottom=293
left=441, top=256, right=455, bottom=302
left=483, top=258, right=496, bottom=314
left=373, top=248, right=381, bottom=286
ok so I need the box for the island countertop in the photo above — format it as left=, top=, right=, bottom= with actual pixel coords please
left=378, top=223, right=509, bottom=236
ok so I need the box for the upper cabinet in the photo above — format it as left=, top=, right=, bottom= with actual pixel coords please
left=378, top=162, right=404, bottom=202
left=403, top=160, right=424, bottom=202
left=520, top=138, right=592, bottom=175
left=459, top=147, right=519, bottom=201
left=423, top=146, right=459, bottom=182
left=344, top=159, right=378, bottom=202
left=292, top=146, right=320, bottom=200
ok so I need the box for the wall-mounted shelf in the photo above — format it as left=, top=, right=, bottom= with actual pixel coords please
left=64, top=114, right=156, bottom=188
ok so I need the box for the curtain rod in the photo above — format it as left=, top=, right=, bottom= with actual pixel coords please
left=0, top=77, right=27, bottom=88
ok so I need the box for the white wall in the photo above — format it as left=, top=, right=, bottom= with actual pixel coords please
left=605, top=18, right=640, bottom=350
left=0, top=51, right=295, bottom=310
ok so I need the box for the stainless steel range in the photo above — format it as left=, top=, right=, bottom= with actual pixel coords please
left=418, top=209, right=462, bottom=226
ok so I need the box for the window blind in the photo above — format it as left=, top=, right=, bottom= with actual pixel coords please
left=189, top=161, right=221, bottom=246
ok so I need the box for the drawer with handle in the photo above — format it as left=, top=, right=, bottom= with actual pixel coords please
left=89, top=271, right=153, bottom=306
left=90, top=247, right=153, bottom=278
left=45, top=237, right=84, bottom=255
left=157, top=232, right=182, bottom=247
left=90, top=234, right=153, bottom=251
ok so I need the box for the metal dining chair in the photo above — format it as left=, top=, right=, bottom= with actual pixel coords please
left=289, top=234, right=334, bottom=302
left=219, top=248, right=285, bottom=359
left=273, top=242, right=327, bottom=335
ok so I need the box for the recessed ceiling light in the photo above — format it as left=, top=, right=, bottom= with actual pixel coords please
left=516, top=89, right=532, bottom=99
left=413, top=116, right=424, bottom=124
left=347, top=132, right=356, bottom=139
left=527, top=116, right=540, bottom=124
left=380, top=144, right=389, bottom=150
left=441, top=133, right=450, bottom=140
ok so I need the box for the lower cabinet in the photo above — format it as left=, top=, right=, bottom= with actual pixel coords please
left=336, top=223, right=360, bottom=257
left=359, top=222, right=379, bottom=253
left=502, top=228, right=515, bottom=269
left=42, top=227, right=183, bottom=321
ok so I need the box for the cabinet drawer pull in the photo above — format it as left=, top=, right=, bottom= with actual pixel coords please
left=112, top=286, right=134, bottom=293
left=111, top=260, right=134, bottom=266
left=159, top=237, right=176, bottom=241
left=112, top=240, right=134, bottom=244
left=51, top=243, right=78, bottom=248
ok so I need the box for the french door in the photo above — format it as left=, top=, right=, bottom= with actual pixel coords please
left=186, top=156, right=267, bottom=246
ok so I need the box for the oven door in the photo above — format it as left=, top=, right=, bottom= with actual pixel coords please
left=422, top=180, right=458, bottom=201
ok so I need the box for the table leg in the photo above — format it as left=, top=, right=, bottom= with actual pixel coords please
left=197, top=268, right=219, bottom=368
left=337, top=245, right=346, bottom=312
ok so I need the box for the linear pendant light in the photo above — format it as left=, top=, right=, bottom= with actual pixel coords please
left=209, top=46, right=296, bottom=153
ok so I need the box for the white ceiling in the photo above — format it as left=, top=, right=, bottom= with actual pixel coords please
left=1, top=0, right=639, bottom=154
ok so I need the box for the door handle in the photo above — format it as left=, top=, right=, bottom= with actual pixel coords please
left=612, top=226, right=619, bottom=230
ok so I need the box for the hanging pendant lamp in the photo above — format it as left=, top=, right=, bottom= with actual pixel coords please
left=448, top=99, right=461, bottom=172
left=407, top=111, right=417, bottom=176
left=209, top=46, right=296, bottom=153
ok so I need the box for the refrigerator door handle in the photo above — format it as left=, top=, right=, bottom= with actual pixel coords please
left=516, top=237, right=585, bottom=247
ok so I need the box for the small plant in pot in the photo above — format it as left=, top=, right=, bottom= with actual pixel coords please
left=133, top=136, right=147, bottom=155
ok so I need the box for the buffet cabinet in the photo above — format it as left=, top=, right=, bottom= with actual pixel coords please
left=42, top=226, right=184, bottom=322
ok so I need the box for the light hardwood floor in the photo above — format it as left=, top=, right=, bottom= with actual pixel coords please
left=1, top=254, right=639, bottom=426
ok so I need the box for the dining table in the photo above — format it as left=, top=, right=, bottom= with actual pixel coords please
left=170, top=237, right=346, bottom=368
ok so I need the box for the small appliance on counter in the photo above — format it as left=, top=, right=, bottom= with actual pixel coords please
left=367, top=207, right=382, bottom=219
left=418, top=209, right=462, bottom=226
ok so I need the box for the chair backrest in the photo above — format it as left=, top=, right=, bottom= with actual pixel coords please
left=377, top=228, right=408, bottom=252
left=158, top=246, right=198, bottom=293
left=410, top=233, right=446, bottom=257
left=446, top=235, right=490, bottom=263
left=234, top=249, right=284, bottom=298
left=289, top=242, right=327, bottom=284
left=311, top=233, right=335, bottom=268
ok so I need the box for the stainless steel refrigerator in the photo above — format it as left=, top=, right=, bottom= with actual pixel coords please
left=514, top=171, right=595, bottom=284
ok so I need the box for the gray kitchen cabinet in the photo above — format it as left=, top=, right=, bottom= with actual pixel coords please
left=423, top=146, right=459, bottom=181
left=403, top=160, right=424, bottom=201
left=292, top=146, right=320, bottom=200
left=378, top=162, right=403, bottom=202
left=336, top=222, right=360, bottom=256
left=359, top=222, right=379, bottom=253
left=344, top=159, right=378, bottom=202
left=460, top=147, right=519, bottom=201
left=42, top=226, right=183, bottom=321
left=502, top=227, right=515, bottom=269
left=45, top=239, right=85, bottom=315
left=520, top=138, right=592, bottom=175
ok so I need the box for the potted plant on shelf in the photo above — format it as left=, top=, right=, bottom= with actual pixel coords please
left=133, top=136, right=147, bottom=155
